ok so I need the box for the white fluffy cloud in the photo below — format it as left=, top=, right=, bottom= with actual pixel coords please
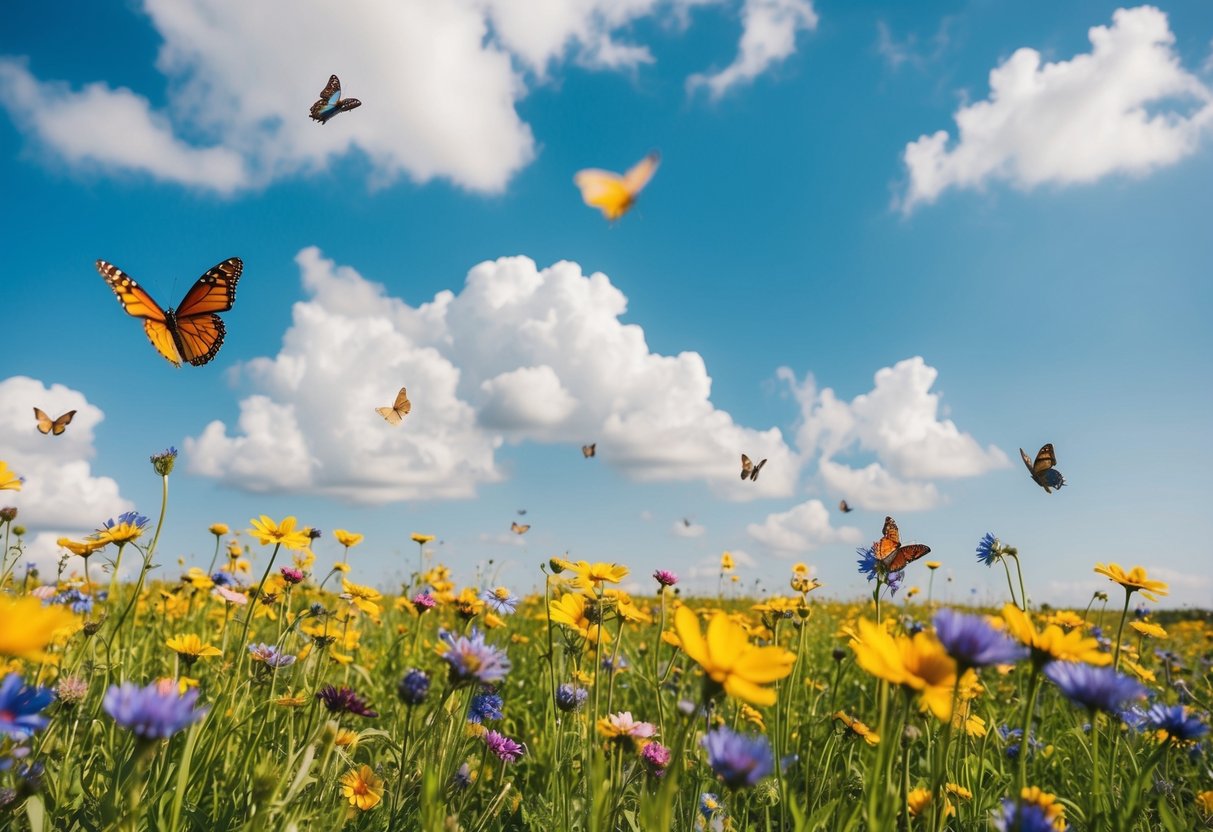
left=746, top=498, right=862, bottom=553
left=779, top=357, right=1006, bottom=511
left=0, top=376, right=133, bottom=575
left=1, top=0, right=816, bottom=194
left=185, top=248, right=797, bottom=503
left=901, top=6, right=1213, bottom=211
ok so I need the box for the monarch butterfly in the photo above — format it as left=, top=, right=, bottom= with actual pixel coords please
left=582, top=444, right=596, bottom=458
left=574, top=151, right=660, bottom=221
left=376, top=387, right=411, bottom=425
left=839, top=500, right=853, bottom=513
left=873, top=516, right=930, bottom=573
left=740, top=454, right=767, bottom=482
left=97, top=258, right=243, bottom=367
left=310, top=74, right=361, bottom=124
left=34, top=408, right=76, bottom=436
left=1020, top=444, right=1065, bottom=493
left=510, top=522, right=530, bottom=535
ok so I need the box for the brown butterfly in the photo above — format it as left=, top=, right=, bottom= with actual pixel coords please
left=310, top=74, right=361, bottom=124
left=1019, top=444, right=1065, bottom=493
left=839, top=500, right=853, bottom=513
left=376, top=387, right=411, bottom=425
left=582, top=443, right=596, bottom=458
left=34, top=408, right=76, bottom=436
left=510, top=522, right=530, bottom=535
left=740, top=454, right=767, bottom=482
left=873, top=516, right=931, bottom=573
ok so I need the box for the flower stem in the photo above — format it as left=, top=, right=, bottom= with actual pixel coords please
left=1111, top=589, right=1132, bottom=672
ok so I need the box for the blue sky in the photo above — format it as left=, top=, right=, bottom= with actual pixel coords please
left=2, top=1, right=1211, bottom=607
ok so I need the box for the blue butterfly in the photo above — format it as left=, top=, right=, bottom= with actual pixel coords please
left=309, top=75, right=361, bottom=124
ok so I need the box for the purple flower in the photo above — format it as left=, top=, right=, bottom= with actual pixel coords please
left=994, top=798, right=1067, bottom=832
left=1142, top=704, right=1208, bottom=742
left=412, top=592, right=436, bottom=613
left=556, top=684, right=588, bottom=713
left=468, top=692, right=504, bottom=723
left=210, top=571, right=236, bottom=588
left=280, top=567, right=304, bottom=585
left=247, top=643, right=296, bottom=669
left=316, top=684, right=378, bottom=718
left=701, top=726, right=774, bottom=789
left=103, top=680, right=207, bottom=739
left=975, top=533, right=998, bottom=566
left=653, top=569, right=679, bottom=587
left=398, top=669, right=430, bottom=706
left=934, top=608, right=1027, bottom=669
left=0, top=674, right=54, bottom=740
left=1044, top=662, right=1145, bottom=714
left=482, top=730, right=525, bottom=763
left=641, top=741, right=672, bottom=777
left=438, top=628, right=511, bottom=686
left=49, top=588, right=93, bottom=615
left=481, top=587, right=519, bottom=616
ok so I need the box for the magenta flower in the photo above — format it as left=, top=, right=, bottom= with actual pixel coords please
left=653, top=569, right=679, bottom=587
left=483, top=729, right=525, bottom=763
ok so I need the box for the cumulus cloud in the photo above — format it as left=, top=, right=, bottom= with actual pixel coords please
left=688, top=0, right=818, bottom=98
left=900, top=6, right=1213, bottom=211
left=1, top=0, right=816, bottom=194
left=186, top=248, right=797, bottom=503
left=746, top=499, right=862, bottom=553
left=0, top=376, right=134, bottom=574
left=778, top=357, right=1006, bottom=511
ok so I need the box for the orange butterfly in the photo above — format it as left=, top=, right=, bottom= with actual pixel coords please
left=740, top=454, right=767, bottom=482
left=510, top=522, right=530, bottom=535
left=1019, top=443, right=1065, bottom=493
left=873, top=516, right=930, bottom=572
left=838, top=500, right=853, bottom=513
left=582, top=443, right=596, bottom=458
left=34, top=408, right=76, bottom=436
left=376, top=387, right=411, bottom=425
left=574, top=151, right=660, bottom=221
left=98, top=258, right=242, bottom=367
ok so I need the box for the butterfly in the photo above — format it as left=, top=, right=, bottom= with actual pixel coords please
left=574, top=151, right=660, bottom=221
left=517, top=509, right=527, bottom=516
left=683, top=518, right=692, bottom=528
left=1020, top=443, right=1065, bottom=493
left=510, top=522, right=530, bottom=535
left=98, top=258, right=242, bottom=367
left=34, top=408, right=76, bottom=436
left=839, top=500, right=853, bottom=513
left=582, top=444, right=596, bottom=458
left=740, top=454, right=767, bottom=482
left=310, top=74, right=361, bottom=124
left=872, top=516, right=931, bottom=573
left=376, top=387, right=411, bottom=425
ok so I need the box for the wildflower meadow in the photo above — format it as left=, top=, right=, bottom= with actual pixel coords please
left=0, top=452, right=1209, bottom=831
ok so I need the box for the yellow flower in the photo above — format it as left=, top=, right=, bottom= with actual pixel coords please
left=740, top=703, right=766, bottom=732
left=227, top=540, right=243, bottom=558
left=1129, top=620, right=1167, bottom=639
left=185, top=568, right=214, bottom=590
left=341, top=579, right=383, bottom=616
left=835, top=711, right=880, bottom=745
left=792, top=562, right=808, bottom=576
left=0, top=596, right=79, bottom=660
left=332, top=561, right=351, bottom=574
left=850, top=618, right=966, bottom=721
left=720, top=552, right=735, bottom=572
left=566, top=560, right=630, bottom=592
left=1121, top=657, right=1156, bottom=683
left=926, top=561, right=941, bottom=570
left=165, top=634, right=223, bottom=663
left=248, top=515, right=311, bottom=551
left=673, top=605, right=795, bottom=707
left=334, top=529, right=364, bottom=548
left=334, top=727, right=360, bottom=749
left=1017, top=787, right=1067, bottom=830
left=0, top=460, right=23, bottom=491
left=1197, top=790, right=1213, bottom=817
left=96, top=520, right=145, bottom=545
left=410, top=533, right=435, bottom=545
left=209, top=523, right=229, bottom=536
left=274, top=691, right=309, bottom=707
left=1002, top=604, right=1111, bottom=667
left=1093, top=563, right=1169, bottom=602
left=946, top=783, right=972, bottom=800
left=549, top=593, right=611, bottom=644
left=907, top=787, right=953, bottom=818
left=604, top=589, right=652, bottom=624
left=57, top=536, right=109, bottom=558
left=339, top=764, right=384, bottom=811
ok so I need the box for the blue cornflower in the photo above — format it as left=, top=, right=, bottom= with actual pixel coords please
left=934, top=607, right=1028, bottom=670
left=398, top=669, right=430, bottom=706
left=481, top=587, right=519, bottom=616
left=994, top=798, right=1067, bottom=832
left=0, top=674, right=54, bottom=740
left=468, top=691, right=504, bottom=723
left=1044, top=662, right=1145, bottom=714
left=103, top=680, right=207, bottom=740
left=247, top=643, right=296, bottom=669
left=555, top=683, right=588, bottom=713
left=1142, top=704, right=1208, bottom=742
left=699, top=792, right=726, bottom=827
left=856, top=546, right=879, bottom=581
left=602, top=654, right=629, bottom=673
left=975, top=532, right=998, bottom=566
left=211, top=571, right=236, bottom=588
left=451, top=762, right=474, bottom=790
left=701, top=726, right=774, bottom=789
left=50, top=588, right=93, bottom=615
left=103, top=511, right=150, bottom=533
left=438, top=628, right=511, bottom=686
left=997, top=725, right=1041, bottom=760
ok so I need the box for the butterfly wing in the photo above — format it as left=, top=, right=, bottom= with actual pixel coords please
left=335, top=98, right=361, bottom=115
left=98, top=260, right=181, bottom=366
left=310, top=75, right=342, bottom=121
left=50, top=410, right=76, bottom=435
left=839, top=500, right=851, bottom=513
left=582, top=444, right=596, bottom=458
left=574, top=169, right=632, bottom=221
left=621, top=151, right=660, bottom=197
left=33, top=407, right=52, bottom=434
left=173, top=258, right=242, bottom=367
left=873, top=516, right=901, bottom=560
left=751, top=458, right=768, bottom=482
left=392, top=387, right=411, bottom=417
left=740, top=454, right=753, bottom=480
left=511, top=522, right=530, bottom=535
left=884, top=544, right=931, bottom=573
left=376, top=406, right=403, bottom=425
left=1032, top=444, right=1057, bottom=476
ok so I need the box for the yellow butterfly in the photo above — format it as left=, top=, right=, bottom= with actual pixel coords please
left=34, top=407, right=76, bottom=436
left=376, top=387, right=411, bottom=425
left=510, top=522, right=531, bottom=535
left=582, top=443, right=596, bottom=458
left=574, top=151, right=660, bottom=221
left=740, top=453, right=767, bottom=482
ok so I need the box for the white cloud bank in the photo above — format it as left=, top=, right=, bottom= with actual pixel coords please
left=0, top=0, right=815, bottom=194
left=185, top=248, right=798, bottom=503
left=901, top=6, right=1213, bottom=211
left=746, top=499, right=862, bottom=553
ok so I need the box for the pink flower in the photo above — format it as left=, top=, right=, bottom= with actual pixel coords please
left=212, top=586, right=248, bottom=606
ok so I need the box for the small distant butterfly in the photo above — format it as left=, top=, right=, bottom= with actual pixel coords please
left=873, top=516, right=931, bottom=573
left=309, top=74, right=361, bottom=124
left=34, top=408, right=76, bottom=436
left=376, top=387, right=411, bottom=425
left=1020, top=444, right=1065, bottom=493
left=683, top=518, right=692, bottom=528
left=510, top=522, right=530, bottom=535
left=582, top=444, right=596, bottom=458
left=740, top=454, right=767, bottom=482
left=98, top=258, right=242, bottom=367
left=517, top=509, right=527, bottom=516
left=839, top=500, right=853, bottom=513
left=574, top=151, right=660, bottom=221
